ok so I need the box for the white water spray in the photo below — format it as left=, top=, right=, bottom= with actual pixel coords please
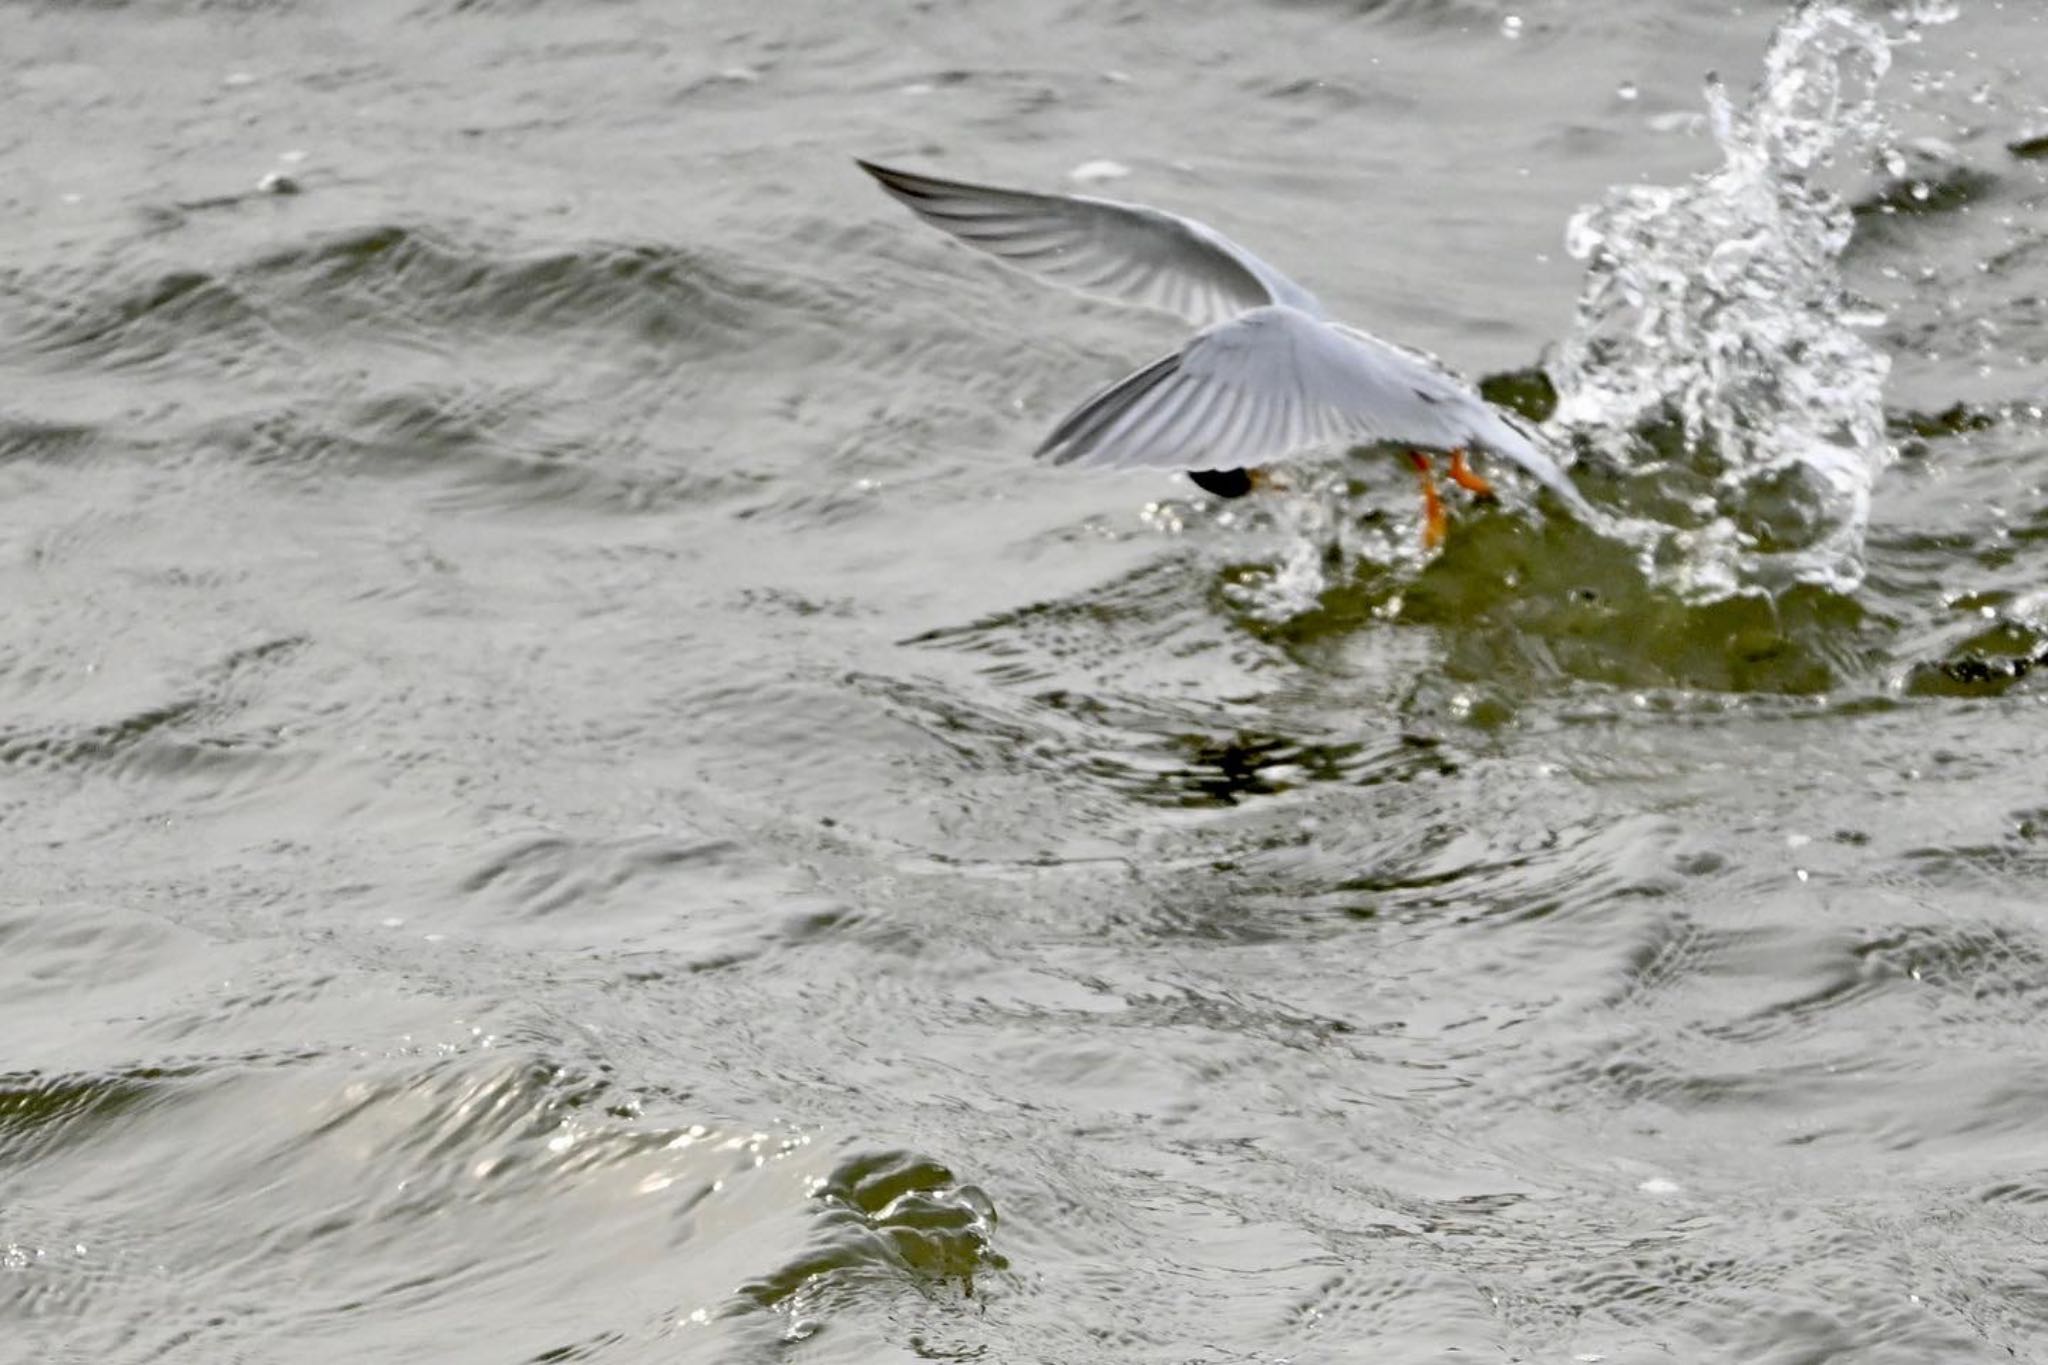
left=1550, top=2, right=1951, bottom=599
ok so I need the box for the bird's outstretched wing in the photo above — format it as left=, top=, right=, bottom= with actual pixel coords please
left=1037, top=304, right=1594, bottom=517
left=856, top=159, right=1321, bottom=329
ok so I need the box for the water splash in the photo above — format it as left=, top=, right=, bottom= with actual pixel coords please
left=1550, top=2, right=1948, bottom=600
left=1219, top=1, right=1955, bottom=623
left=1209, top=466, right=1430, bottom=622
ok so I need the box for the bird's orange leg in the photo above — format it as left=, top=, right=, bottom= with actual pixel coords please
left=1408, top=450, right=1447, bottom=550
left=1446, top=448, right=1496, bottom=500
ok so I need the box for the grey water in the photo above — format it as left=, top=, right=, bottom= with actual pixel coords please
left=5, top=1, right=2048, bottom=1361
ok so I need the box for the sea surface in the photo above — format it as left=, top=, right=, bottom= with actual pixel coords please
left=5, top=1, right=2048, bottom=1361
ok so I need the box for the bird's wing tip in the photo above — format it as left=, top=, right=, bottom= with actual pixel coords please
left=856, top=158, right=926, bottom=193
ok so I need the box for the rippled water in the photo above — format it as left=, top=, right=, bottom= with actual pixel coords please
left=6, top=1, right=2048, bottom=1361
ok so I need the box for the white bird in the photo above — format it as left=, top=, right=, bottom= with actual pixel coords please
left=856, top=159, right=1594, bottom=547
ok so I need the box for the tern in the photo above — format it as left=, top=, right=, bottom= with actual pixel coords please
left=857, top=159, right=1593, bottom=547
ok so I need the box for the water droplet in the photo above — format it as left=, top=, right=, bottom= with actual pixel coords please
left=1616, top=81, right=1639, bottom=101
left=1894, top=0, right=1959, bottom=24
left=1069, top=159, right=1131, bottom=184
left=1501, top=14, right=1523, bottom=37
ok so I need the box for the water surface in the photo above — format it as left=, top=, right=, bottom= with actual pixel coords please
left=5, top=1, right=2048, bottom=1361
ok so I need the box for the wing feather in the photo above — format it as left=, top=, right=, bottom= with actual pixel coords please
left=858, top=159, right=1321, bottom=328
left=1035, top=305, right=1593, bottom=516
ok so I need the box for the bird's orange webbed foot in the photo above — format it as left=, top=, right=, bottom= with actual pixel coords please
left=1408, top=450, right=1447, bottom=550
left=1446, top=448, right=1496, bottom=500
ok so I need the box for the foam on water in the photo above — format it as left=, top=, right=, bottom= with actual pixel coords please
left=1549, top=2, right=1951, bottom=600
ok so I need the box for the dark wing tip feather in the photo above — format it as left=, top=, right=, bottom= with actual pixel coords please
left=854, top=159, right=929, bottom=203
left=1034, top=351, right=1183, bottom=466
left=855, top=159, right=980, bottom=204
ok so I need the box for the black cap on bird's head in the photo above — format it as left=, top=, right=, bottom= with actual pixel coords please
left=1186, top=468, right=1256, bottom=499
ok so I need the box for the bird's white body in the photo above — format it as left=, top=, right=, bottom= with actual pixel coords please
left=857, top=160, right=1592, bottom=520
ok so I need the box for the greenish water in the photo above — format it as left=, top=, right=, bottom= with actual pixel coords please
left=4, top=1, right=2048, bottom=1361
